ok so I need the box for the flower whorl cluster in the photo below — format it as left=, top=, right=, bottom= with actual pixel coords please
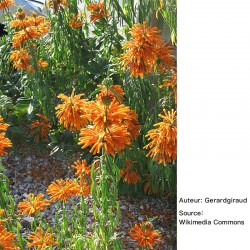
left=9, top=10, right=50, bottom=72
left=0, top=115, right=12, bottom=156
left=121, top=22, right=174, bottom=77
left=144, top=109, right=177, bottom=165
left=78, top=82, right=140, bottom=156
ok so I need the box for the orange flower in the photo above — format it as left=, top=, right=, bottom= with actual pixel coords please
left=120, top=160, right=139, bottom=185
left=84, top=99, right=140, bottom=139
left=121, top=22, right=174, bottom=77
left=79, top=125, right=131, bottom=156
left=0, top=0, right=14, bottom=9
left=0, top=228, right=18, bottom=250
left=45, top=0, right=68, bottom=9
left=71, top=159, right=91, bottom=178
left=155, top=42, right=175, bottom=73
left=144, top=109, right=177, bottom=165
left=0, top=133, right=12, bottom=156
left=0, top=116, right=12, bottom=156
left=47, top=179, right=79, bottom=202
left=87, top=2, right=108, bottom=22
left=38, top=59, right=48, bottom=70
left=10, top=49, right=31, bottom=71
left=0, top=210, right=18, bottom=249
left=160, top=68, right=177, bottom=104
left=10, top=14, right=46, bottom=29
left=31, top=113, right=51, bottom=142
left=69, top=14, right=84, bottom=28
left=97, top=84, right=125, bottom=103
left=121, top=22, right=162, bottom=77
left=18, top=193, right=50, bottom=216
left=78, top=83, right=139, bottom=155
left=56, top=89, right=89, bottom=131
left=121, top=110, right=140, bottom=140
left=11, top=15, right=50, bottom=49
left=0, top=115, right=9, bottom=132
left=129, top=221, right=161, bottom=249
left=27, top=227, right=58, bottom=249
left=86, top=100, right=131, bottom=128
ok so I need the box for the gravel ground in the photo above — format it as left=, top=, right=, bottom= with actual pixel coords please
left=2, top=154, right=176, bottom=250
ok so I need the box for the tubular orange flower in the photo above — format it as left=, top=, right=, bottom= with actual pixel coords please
left=129, top=221, right=161, bottom=249
left=69, top=14, right=84, bottom=28
left=11, top=14, right=50, bottom=49
left=86, top=100, right=132, bottom=129
left=56, top=89, right=89, bottom=131
left=121, top=110, right=140, bottom=140
left=0, top=115, right=9, bottom=132
left=84, top=99, right=140, bottom=139
left=18, top=193, right=50, bottom=216
left=121, top=22, right=162, bottom=77
left=27, top=227, right=58, bottom=249
left=155, top=42, right=175, bottom=73
left=71, top=159, right=91, bottom=178
left=97, top=84, right=125, bottom=103
left=0, top=133, right=12, bottom=156
left=79, top=125, right=131, bottom=156
left=0, top=228, right=18, bottom=250
left=0, top=0, right=14, bottom=9
left=31, top=113, right=51, bottom=142
left=120, top=160, right=139, bottom=185
left=121, top=22, right=174, bottom=77
left=144, top=109, right=177, bottom=165
left=38, top=59, right=48, bottom=69
left=10, top=14, right=46, bottom=29
left=87, top=2, right=108, bottom=23
left=10, top=49, right=31, bottom=71
left=47, top=179, right=80, bottom=202
left=0, top=116, right=12, bottom=156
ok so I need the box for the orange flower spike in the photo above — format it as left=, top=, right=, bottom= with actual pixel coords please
left=121, top=110, right=140, bottom=140
left=69, top=14, right=84, bottom=28
left=0, top=0, right=14, bottom=9
left=87, top=2, right=108, bottom=23
left=121, top=22, right=162, bottom=77
left=129, top=221, right=161, bottom=249
left=103, top=125, right=131, bottom=155
left=155, top=42, right=175, bottom=73
left=120, top=160, right=139, bottom=185
left=17, top=193, right=50, bottom=216
left=122, top=170, right=139, bottom=185
left=10, top=49, right=31, bottom=70
left=97, top=84, right=125, bottom=103
left=71, top=159, right=91, bottom=178
left=144, top=109, right=177, bottom=165
left=128, top=22, right=162, bottom=46
left=90, top=100, right=131, bottom=129
left=0, top=228, right=19, bottom=250
left=56, top=89, right=88, bottom=131
left=47, top=179, right=80, bottom=202
left=27, top=227, right=58, bottom=249
left=79, top=125, right=131, bottom=156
